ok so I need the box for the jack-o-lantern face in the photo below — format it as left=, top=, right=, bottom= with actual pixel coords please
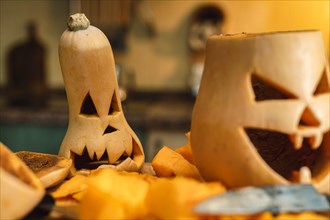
left=58, top=14, right=144, bottom=173
left=191, top=31, right=330, bottom=193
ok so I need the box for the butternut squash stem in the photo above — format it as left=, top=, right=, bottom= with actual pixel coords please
left=67, top=13, right=90, bottom=31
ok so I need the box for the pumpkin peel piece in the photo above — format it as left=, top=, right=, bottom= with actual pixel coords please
left=152, top=146, right=203, bottom=181
left=175, top=132, right=196, bottom=165
left=15, top=151, right=72, bottom=188
left=0, top=143, right=45, bottom=219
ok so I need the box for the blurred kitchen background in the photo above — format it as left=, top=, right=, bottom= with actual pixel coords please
left=0, top=0, right=329, bottom=161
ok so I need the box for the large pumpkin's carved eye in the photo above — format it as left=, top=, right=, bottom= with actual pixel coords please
left=313, top=69, right=330, bottom=95
left=251, top=69, right=330, bottom=100
left=250, top=72, right=322, bottom=126
left=250, top=73, right=297, bottom=101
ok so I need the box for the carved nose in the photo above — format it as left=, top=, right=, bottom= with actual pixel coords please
left=299, top=107, right=320, bottom=127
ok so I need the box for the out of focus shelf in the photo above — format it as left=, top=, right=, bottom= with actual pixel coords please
left=0, top=89, right=195, bottom=160
left=1, top=90, right=195, bottom=129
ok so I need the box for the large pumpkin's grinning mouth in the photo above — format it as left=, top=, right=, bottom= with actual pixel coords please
left=245, top=128, right=328, bottom=182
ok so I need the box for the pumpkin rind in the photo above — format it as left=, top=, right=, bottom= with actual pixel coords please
left=0, top=143, right=45, bottom=219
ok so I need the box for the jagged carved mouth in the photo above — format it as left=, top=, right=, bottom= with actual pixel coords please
left=245, top=128, right=328, bottom=182
left=71, top=147, right=131, bottom=171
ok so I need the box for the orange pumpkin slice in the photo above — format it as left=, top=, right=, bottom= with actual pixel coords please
left=152, top=146, right=203, bottom=181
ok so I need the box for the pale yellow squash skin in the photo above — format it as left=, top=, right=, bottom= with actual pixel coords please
left=0, top=143, right=45, bottom=219
left=191, top=31, right=330, bottom=193
left=58, top=14, right=144, bottom=172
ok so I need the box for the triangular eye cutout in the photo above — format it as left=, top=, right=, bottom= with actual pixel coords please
left=103, top=125, right=117, bottom=135
left=80, top=92, right=99, bottom=116
left=313, top=69, right=330, bottom=95
left=298, top=107, right=320, bottom=127
left=251, top=74, right=297, bottom=101
left=108, top=92, right=120, bottom=115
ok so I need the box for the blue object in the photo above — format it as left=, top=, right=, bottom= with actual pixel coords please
left=195, top=184, right=330, bottom=215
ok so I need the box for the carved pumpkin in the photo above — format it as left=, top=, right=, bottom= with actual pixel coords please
left=58, top=14, right=144, bottom=172
left=191, top=31, right=330, bottom=193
